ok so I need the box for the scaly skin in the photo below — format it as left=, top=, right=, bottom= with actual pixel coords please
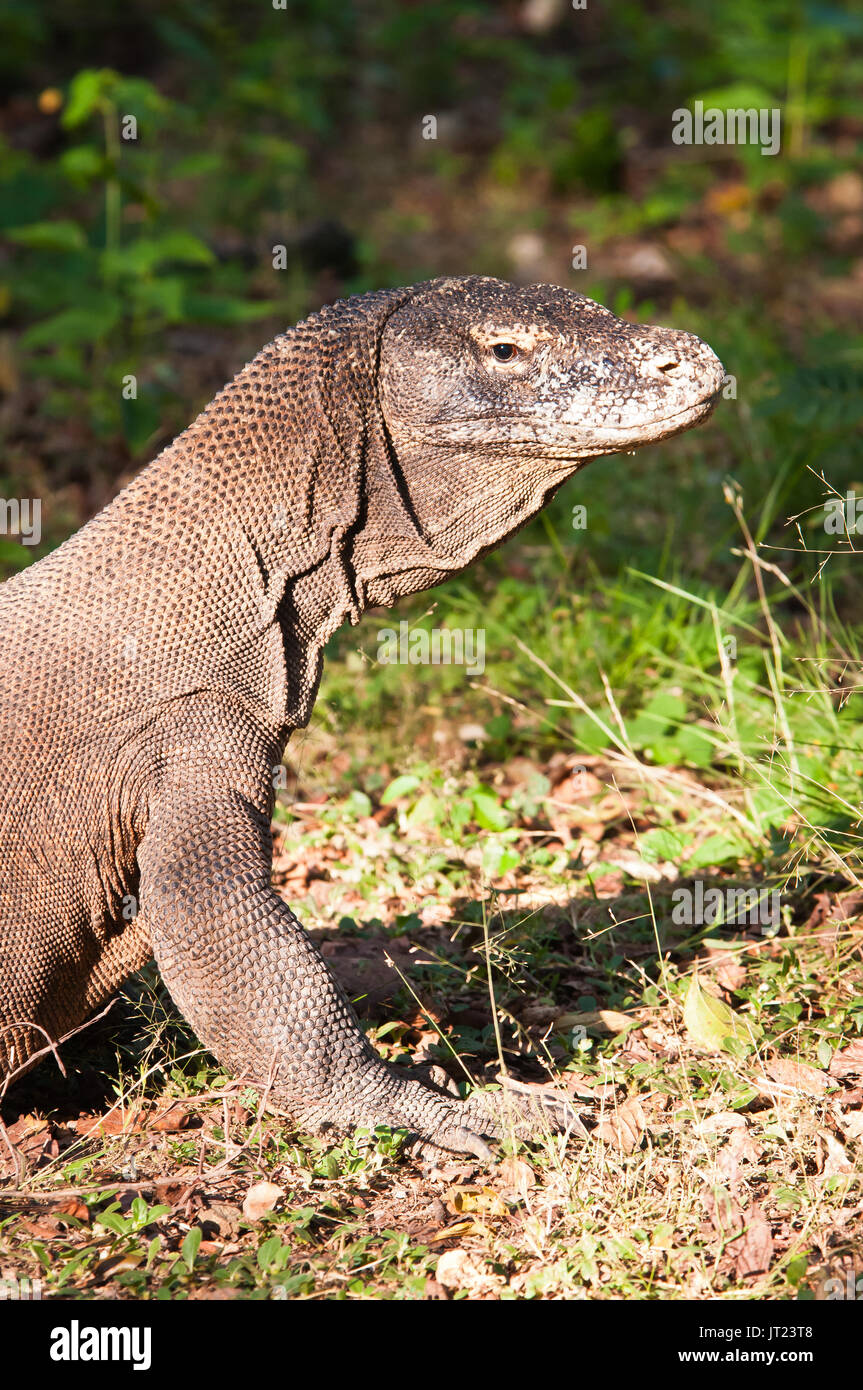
left=0, top=277, right=723, bottom=1154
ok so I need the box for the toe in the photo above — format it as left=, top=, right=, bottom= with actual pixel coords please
left=432, top=1122, right=495, bottom=1163
left=498, top=1077, right=590, bottom=1140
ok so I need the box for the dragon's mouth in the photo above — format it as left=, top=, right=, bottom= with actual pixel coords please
left=568, top=387, right=725, bottom=457
left=413, top=384, right=724, bottom=462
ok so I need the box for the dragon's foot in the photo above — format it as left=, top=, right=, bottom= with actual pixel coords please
left=293, top=1065, right=588, bottom=1163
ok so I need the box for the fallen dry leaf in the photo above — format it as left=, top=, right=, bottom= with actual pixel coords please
left=705, top=180, right=752, bottom=217
left=3, top=1113, right=48, bottom=1144
left=727, top=1123, right=763, bottom=1166
left=838, top=1111, right=863, bottom=1142
left=521, top=1005, right=634, bottom=1035
left=435, top=1247, right=500, bottom=1294
left=197, top=1203, right=241, bottom=1240
left=77, top=1104, right=144, bottom=1137
left=803, top=888, right=863, bottom=935
left=695, top=1111, right=748, bottom=1136
left=817, top=1132, right=854, bottom=1177
left=830, top=1040, right=863, bottom=1079
left=765, top=1058, right=830, bottom=1097
left=549, top=770, right=603, bottom=803
left=241, top=1181, right=285, bottom=1222
left=92, top=1253, right=142, bottom=1283
left=448, top=1186, right=508, bottom=1218
left=559, top=1008, right=635, bottom=1035
left=824, top=170, right=863, bottom=212
left=149, top=1105, right=200, bottom=1133
left=196, top=1239, right=223, bottom=1256
left=54, top=1198, right=90, bottom=1224
left=497, top=1156, right=536, bottom=1200
left=716, top=1141, right=742, bottom=1190
left=704, top=1183, right=742, bottom=1239
left=715, top=959, right=748, bottom=992
left=699, top=941, right=748, bottom=993
left=428, top=1218, right=490, bottom=1243
left=151, top=1181, right=188, bottom=1205
left=730, top=1202, right=774, bottom=1279
left=17, top=1215, right=61, bottom=1239
left=621, top=1035, right=656, bottom=1064
left=649, top=1222, right=675, bottom=1250
left=641, top=1025, right=680, bottom=1058
left=714, top=1122, right=761, bottom=1187
left=435, top=1248, right=472, bottom=1289
left=594, top=1096, right=647, bottom=1153
left=604, top=850, right=667, bottom=883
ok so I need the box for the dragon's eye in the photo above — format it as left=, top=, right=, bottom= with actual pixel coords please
left=491, top=343, right=518, bottom=362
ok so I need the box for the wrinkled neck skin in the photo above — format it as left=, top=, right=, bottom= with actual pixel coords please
left=53, top=290, right=578, bottom=737
left=258, top=316, right=579, bottom=730
left=350, top=434, right=577, bottom=608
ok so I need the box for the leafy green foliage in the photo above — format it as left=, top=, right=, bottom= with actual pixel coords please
left=2, top=63, right=299, bottom=452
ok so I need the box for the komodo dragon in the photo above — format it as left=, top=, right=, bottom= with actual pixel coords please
left=0, top=276, right=723, bottom=1157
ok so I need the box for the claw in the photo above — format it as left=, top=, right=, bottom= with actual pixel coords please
left=449, top=1125, right=495, bottom=1163
left=408, top=1123, right=493, bottom=1165
left=294, top=1066, right=586, bottom=1162
left=498, top=1076, right=590, bottom=1140
left=427, top=1064, right=461, bottom=1098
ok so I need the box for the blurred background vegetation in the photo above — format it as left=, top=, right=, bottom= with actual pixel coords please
left=1, top=0, right=862, bottom=785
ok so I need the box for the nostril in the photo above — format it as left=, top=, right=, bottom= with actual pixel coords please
left=655, top=358, right=680, bottom=374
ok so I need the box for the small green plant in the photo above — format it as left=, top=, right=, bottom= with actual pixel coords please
left=4, top=68, right=292, bottom=453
